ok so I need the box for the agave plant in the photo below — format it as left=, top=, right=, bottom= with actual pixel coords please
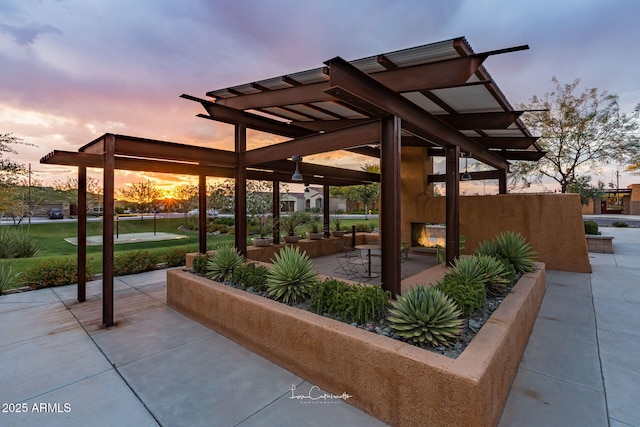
left=449, top=256, right=487, bottom=283
left=388, top=285, right=463, bottom=346
left=267, top=246, right=318, bottom=303
left=207, top=246, right=245, bottom=283
left=474, top=239, right=499, bottom=258
left=475, top=254, right=515, bottom=295
left=493, top=231, right=537, bottom=274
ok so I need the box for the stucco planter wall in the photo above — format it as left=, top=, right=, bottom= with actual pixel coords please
left=186, top=233, right=377, bottom=266
left=586, top=234, right=614, bottom=253
left=167, top=262, right=546, bottom=427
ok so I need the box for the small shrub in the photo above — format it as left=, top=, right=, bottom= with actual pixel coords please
left=191, top=254, right=210, bottom=275
left=310, top=279, right=349, bottom=314
left=230, top=262, right=269, bottom=292
left=214, top=217, right=235, bottom=226
left=113, top=250, right=159, bottom=276
left=353, top=222, right=374, bottom=232
left=0, top=262, right=22, bottom=294
left=180, top=216, right=198, bottom=231
left=163, top=248, right=187, bottom=267
left=474, top=254, right=515, bottom=296
left=493, top=231, right=537, bottom=274
left=435, top=273, right=486, bottom=317
left=584, top=220, right=600, bottom=235
left=474, top=239, right=499, bottom=258
left=310, top=279, right=390, bottom=324
left=207, top=246, right=245, bottom=282
left=26, top=258, right=94, bottom=289
left=612, top=221, right=628, bottom=228
left=387, top=285, right=463, bottom=346
left=0, top=227, right=39, bottom=259
left=266, top=246, right=318, bottom=303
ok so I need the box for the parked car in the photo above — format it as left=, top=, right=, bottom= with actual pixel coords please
left=47, top=208, right=64, bottom=219
left=187, top=209, right=218, bottom=217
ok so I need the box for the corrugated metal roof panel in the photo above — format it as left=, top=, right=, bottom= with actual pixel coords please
left=311, top=102, right=369, bottom=119
left=285, top=104, right=337, bottom=120
left=432, top=86, right=502, bottom=113
left=261, top=107, right=311, bottom=122
left=402, top=92, right=447, bottom=114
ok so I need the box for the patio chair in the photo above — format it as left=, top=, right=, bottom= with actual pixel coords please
left=332, top=240, right=362, bottom=278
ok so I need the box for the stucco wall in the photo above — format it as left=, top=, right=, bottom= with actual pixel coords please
left=629, top=184, right=640, bottom=215
left=168, top=264, right=546, bottom=427
left=402, top=193, right=591, bottom=273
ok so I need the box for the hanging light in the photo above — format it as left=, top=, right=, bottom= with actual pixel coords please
left=461, top=153, right=472, bottom=181
left=291, top=155, right=303, bottom=181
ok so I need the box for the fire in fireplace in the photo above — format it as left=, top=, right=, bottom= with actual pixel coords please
left=410, top=223, right=445, bottom=251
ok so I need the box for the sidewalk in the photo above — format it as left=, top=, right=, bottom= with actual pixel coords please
left=500, top=226, right=640, bottom=427
left=1, top=228, right=639, bottom=426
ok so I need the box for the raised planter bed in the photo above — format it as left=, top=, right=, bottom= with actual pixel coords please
left=167, top=262, right=546, bottom=426
left=586, top=234, right=614, bottom=253
left=185, top=233, right=380, bottom=266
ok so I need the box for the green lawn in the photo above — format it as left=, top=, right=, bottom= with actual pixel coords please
left=1, top=218, right=233, bottom=278
left=1, top=216, right=378, bottom=289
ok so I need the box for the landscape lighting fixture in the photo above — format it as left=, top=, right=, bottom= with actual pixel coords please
left=291, top=155, right=303, bottom=181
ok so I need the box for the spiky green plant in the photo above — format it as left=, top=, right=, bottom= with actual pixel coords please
left=310, top=279, right=390, bottom=324
left=266, top=246, right=318, bottom=303
left=474, top=239, right=499, bottom=258
left=493, top=231, right=537, bottom=274
left=435, top=273, right=486, bottom=317
left=475, top=254, right=515, bottom=295
left=0, top=262, right=22, bottom=295
left=207, top=246, right=245, bottom=282
left=450, top=256, right=487, bottom=282
left=388, top=285, right=463, bottom=346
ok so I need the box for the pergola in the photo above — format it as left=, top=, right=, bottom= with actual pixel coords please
left=41, top=37, right=543, bottom=327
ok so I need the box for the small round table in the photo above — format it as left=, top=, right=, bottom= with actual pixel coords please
left=354, top=244, right=381, bottom=278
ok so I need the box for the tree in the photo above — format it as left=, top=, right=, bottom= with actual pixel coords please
left=246, top=180, right=273, bottom=215
left=52, top=177, right=103, bottom=212
left=207, top=179, right=235, bottom=214
left=119, top=181, right=163, bottom=213
left=1, top=133, right=32, bottom=188
left=514, top=78, right=640, bottom=192
left=173, top=184, right=199, bottom=216
left=566, top=175, right=605, bottom=206
left=330, top=163, right=380, bottom=217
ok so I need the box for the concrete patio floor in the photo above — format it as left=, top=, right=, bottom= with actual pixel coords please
left=1, top=227, right=639, bottom=426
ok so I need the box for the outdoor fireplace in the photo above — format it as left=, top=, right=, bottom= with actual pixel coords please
left=410, top=223, right=445, bottom=252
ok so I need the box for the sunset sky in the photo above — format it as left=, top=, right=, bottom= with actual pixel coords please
left=2, top=0, right=639, bottom=195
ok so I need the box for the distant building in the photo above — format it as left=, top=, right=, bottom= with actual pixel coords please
left=280, top=186, right=347, bottom=213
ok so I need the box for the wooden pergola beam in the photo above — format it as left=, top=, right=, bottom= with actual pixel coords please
left=40, top=150, right=374, bottom=186
left=243, top=121, right=380, bottom=166
left=324, top=57, right=510, bottom=170
left=255, top=159, right=380, bottom=183
left=436, top=111, right=523, bottom=130
left=427, top=170, right=502, bottom=183
left=78, top=134, right=236, bottom=166
left=470, top=136, right=539, bottom=150
left=426, top=147, right=545, bottom=161
left=183, top=94, right=313, bottom=139
left=41, top=150, right=236, bottom=177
